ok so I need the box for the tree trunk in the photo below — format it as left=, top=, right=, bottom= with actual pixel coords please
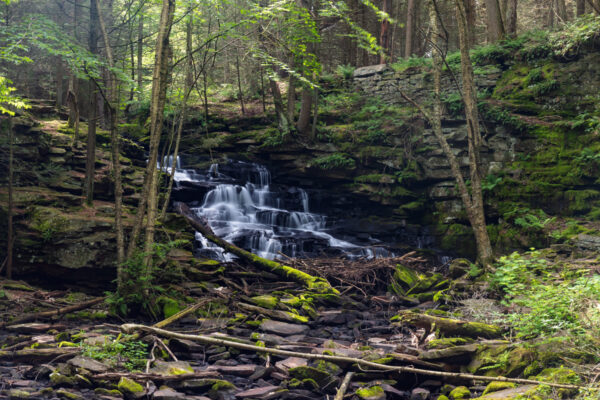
left=455, top=0, right=494, bottom=267
left=505, top=0, right=518, bottom=36
left=485, top=0, right=505, bottom=42
left=68, top=0, right=79, bottom=136
left=235, top=53, right=245, bottom=115
left=405, top=0, right=416, bottom=57
left=577, top=0, right=586, bottom=16
left=160, top=10, right=194, bottom=220
left=465, top=0, right=477, bottom=46
left=556, top=0, right=567, bottom=22
left=92, top=0, right=125, bottom=273
left=297, top=85, right=313, bottom=135
left=5, top=117, right=13, bottom=279
left=84, top=0, right=99, bottom=205
left=140, top=0, right=176, bottom=268
left=286, top=72, right=295, bottom=124
left=379, top=0, right=391, bottom=64
left=137, top=13, right=143, bottom=101
left=270, top=79, right=289, bottom=133
left=55, top=57, right=64, bottom=107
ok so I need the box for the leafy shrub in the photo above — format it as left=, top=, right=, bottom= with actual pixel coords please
left=310, top=153, right=356, bottom=169
left=442, top=92, right=464, bottom=117
left=525, top=68, right=543, bottom=85
left=531, top=79, right=559, bottom=96
left=492, top=250, right=600, bottom=338
left=471, top=43, right=511, bottom=65
left=552, top=14, right=600, bottom=57
left=391, top=56, right=432, bottom=72
left=30, top=209, right=69, bottom=242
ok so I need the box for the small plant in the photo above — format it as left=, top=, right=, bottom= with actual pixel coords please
left=390, top=56, right=432, bottom=72
left=81, top=334, right=148, bottom=371
left=525, top=68, right=543, bottom=85
left=442, top=92, right=464, bottom=117
left=531, top=79, right=559, bottom=96
left=310, top=153, right=356, bottom=170
left=482, top=174, right=502, bottom=192
left=335, top=64, right=355, bottom=80
left=30, top=209, right=69, bottom=242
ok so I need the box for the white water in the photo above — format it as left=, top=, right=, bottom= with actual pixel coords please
left=164, top=158, right=393, bottom=261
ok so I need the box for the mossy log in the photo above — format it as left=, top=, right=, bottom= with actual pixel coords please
left=177, top=203, right=337, bottom=294
left=394, top=311, right=503, bottom=339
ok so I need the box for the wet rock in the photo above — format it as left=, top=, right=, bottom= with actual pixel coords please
left=207, top=365, right=257, bottom=377
left=260, top=320, right=309, bottom=336
left=7, top=389, right=33, bottom=399
left=67, top=356, right=109, bottom=373
left=449, top=259, right=471, bottom=278
left=410, top=387, right=430, bottom=400
left=234, top=386, right=282, bottom=399
left=475, top=385, right=537, bottom=399
left=49, top=371, right=77, bottom=387
left=288, top=366, right=333, bottom=387
left=153, top=387, right=187, bottom=399
left=94, top=388, right=123, bottom=397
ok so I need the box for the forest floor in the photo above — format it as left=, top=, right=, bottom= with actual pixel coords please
left=0, top=248, right=595, bottom=400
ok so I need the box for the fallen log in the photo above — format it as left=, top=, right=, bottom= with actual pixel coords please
left=238, top=302, right=308, bottom=324
left=92, top=371, right=220, bottom=382
left=0, top=347, right=79, bottom=362
left=121, top=324, right=583, bottom=390
left=0, top=297, right=106, bottom=328
left=176, top=203, right=337, bottom=294
left=394, top=311, right=503, bottom=339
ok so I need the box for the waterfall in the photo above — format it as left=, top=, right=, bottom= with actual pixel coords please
left=167, top=157, right=394, bottom=261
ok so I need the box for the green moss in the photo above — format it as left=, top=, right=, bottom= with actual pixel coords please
left=289, top=366, right=331, bottom=387
left=117, top=377, right=144, bottom=395
left=356, top=385, right=385, bottom=400
left=250, top=295, right=279, bottom=309
left=94, top=388, right=122, bottom=397
left=437, top=396, right=450, bottom=400
left=389, top=264, right=419, bottom=295
left=211, top=380, right=236, bottom=391
left=482, top=381, right=517, bottom=395
left=426, top=337, right=473, bottom=349
left=449, top=386, right=471, bottom=399
left=157, top=296, right=181, bottom=319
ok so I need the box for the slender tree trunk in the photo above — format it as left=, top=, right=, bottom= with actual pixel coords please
left=270, top=79, right=288, bottom=133
left=485, top=0, right=505, bottom=42
left=92, top=0, right=124, bottom=274
left=84, top=1, right=99, bottom=205
left=297, top=85, right=313, bottom=135
left=379, top=0, right=391, bottom=64
left=55, top=58, right=64, bottom=107
left=137, top=13, right=143, bottom=101
left=286, top=71, right=295, bottom=123
left=260, top=66, right=266, bottom=113
left=202, top=71, right=209, bottom=124
left=505, top=0, right=518, bottom=36
left=577, top=0, right=586, bottom=16
left=235, top=52, right=245, bottom=115
left=455, top=0, right=493, bottom=267
left=5, top=117, right=13, bottom=279
left=139, top=0, right=176, bottom=268
left=465, top=0, right=477, bottom=46
left=405, top=0, right=416, bottom=57
left=556, top=0, right=567, bottom=22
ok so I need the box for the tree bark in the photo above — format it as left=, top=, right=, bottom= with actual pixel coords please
left=235, top=52, right=245, bottom=115
left=405, top=0, right=416, bottom=57
left=577, top=0, right=586, bottom=16
left=139, top=0, right=176, bottom=268
left=286, top=72, right=295, bottom=124
left=55, top=57, right=64, bottom=107
left=484, top=0, right=505, bottom=42
left=465, top=0, right=477, bottom=46
left=270, top=78, right=289, bottom=133
left=455, top=0, right=494, bottom=267
left=505, top=0, right=518, bottom=36
left=5, top=117, right=13, bottom=279
left=92, top=0, right=124, bottom=272
left=379, top=0, right=391, bottom=64
left=84, top=0, right=99, bottom=205
left=297, top=85, right=313, bottom=135
left=556, top=0, right=568, bottom=22
left=67, top=0, right=79, bottom=138
left=137, top=13, right=143, bottom=101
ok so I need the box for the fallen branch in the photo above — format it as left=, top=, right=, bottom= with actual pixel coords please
left=394, top=311, right=503, bottom=339
left=238, top=302, right=307, bottom=323
left=121, top=323, right=584, bottom=390
left=176, top=203, right=337, bottom=294
left=0, top=347, right=79, bottom=362
left=0, top=297, right=106, bottom=328
left=153, top=301, right=206, bottom=329
left=334, top=371, right=354, bottom=400
left=92, top=371, right=220, bottom=382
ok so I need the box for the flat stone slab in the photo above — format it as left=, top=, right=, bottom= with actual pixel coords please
left=207, top=364, right=257, bottom=377
left=68, top=356, right=110, bottom=373
left=275, top=357, right=307, bottom=372
left=153, top=387, right=187, bottom=400
left=235, top=386, right=282, bottom=398
left=353, top=64, right=390, bottom=78
left=260, top=320, right=309, bottom=336
left=478, top=385, right=538, bottom=399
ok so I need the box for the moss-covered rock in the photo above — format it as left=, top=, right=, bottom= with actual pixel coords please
left=250, top=295, right=279, bottom=309
left=117, top=377, right=144, bottom=398
left=482, top=381, right=516, bottom=395
left=355, top=385, right=385, bottom=400
left=288, top=366, right=332, bottom=387
left=156, top=296, right=182, bottom=319
left=426, top=337, right=474, bottom=350
left=449, top=386, right=471, bottom=399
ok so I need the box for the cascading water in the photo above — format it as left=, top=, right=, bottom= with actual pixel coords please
left=164, top=157, right=394, bottom=261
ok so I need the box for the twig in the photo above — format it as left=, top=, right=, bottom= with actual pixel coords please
left=121, top=324, right=585, bottom=390
left=334, top=371, right=354, bottom=400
